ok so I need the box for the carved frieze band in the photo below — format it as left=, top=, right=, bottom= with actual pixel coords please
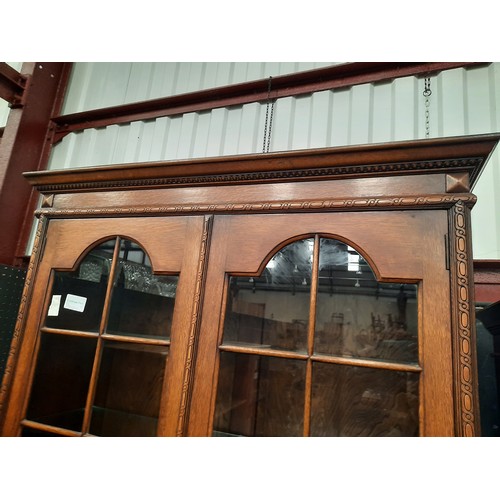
left=450, top=201, right=477, bottom=436
left=0, top=216, right=47, bottom=421
left=176, top=216, right=212, bottom=436
left=37, top=157, right=483, bottom=192
left=36, top=193, right=478, bottom=219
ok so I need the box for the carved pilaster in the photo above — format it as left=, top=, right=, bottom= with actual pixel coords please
left=0, top=215, right=48, bottom=424
left=176, top=215, right=213, bottom=436
left=449, top=201, right=480, bottom=436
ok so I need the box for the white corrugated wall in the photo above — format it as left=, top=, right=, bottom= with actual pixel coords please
left=46, top=62, right=500, bottom=259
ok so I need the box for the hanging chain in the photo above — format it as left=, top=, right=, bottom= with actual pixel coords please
left=423, top=77, right=432, bottom=138
left=262, top=76, right=276, bottom=153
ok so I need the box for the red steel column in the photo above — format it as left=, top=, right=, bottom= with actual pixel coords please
left=0, top=62, right=71, bottom=266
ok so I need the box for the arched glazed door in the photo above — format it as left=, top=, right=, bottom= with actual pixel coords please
left=188, top=211, right=454, bottom=436
left=1, top=216, right=209, bottom=437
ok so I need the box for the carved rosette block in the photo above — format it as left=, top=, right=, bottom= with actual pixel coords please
left=41, top=194, right=54, bottom=208
left=449, top=201, right=479, bottom=436
left=446, top=173, right=470, bottom=193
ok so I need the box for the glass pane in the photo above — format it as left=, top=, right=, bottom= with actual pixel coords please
left=315, top=239, right=418, bottom=363
left=310, top=363, right=419, bottom=436
left=107, top=240, right=178, bottom=339
left=26, top=333, right=97, bottom=432
left=89, top=341, right=168, bottom=437
left=222, top=239, right=313, bottom=353
left=213, top=352, right=306, bottom=436
left=45, top=239, right=116, bottom=332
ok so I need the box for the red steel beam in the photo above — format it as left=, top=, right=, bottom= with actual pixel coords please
left=0, top=63, right=28, bottom=105
left=52, top=62, right=484, bottom=142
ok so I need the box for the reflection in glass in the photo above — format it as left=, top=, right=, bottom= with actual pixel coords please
left=315, top=239, right=418, bottom=363
left=44, top=239, right=116, bottom=332
left=89, top=341, right=168, bottom=437
left=106, top=240, right=178, bottom=339
left=118, top=241, right=177, bottom=298
left=107, top=270, right=178, bottom=339
left=311, top=363, right=419, bottom=436
left=222, top=239, right=313, bottom=353
left=214, top=352, right=306, bottom=436
left=26, top=333, right=97, bottom=432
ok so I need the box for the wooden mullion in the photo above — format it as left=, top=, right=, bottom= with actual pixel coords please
left=98, top=237, right=122, bottom=336
left=311, top=354, right=422, bottom=373
left=21, top=419, right=82, bottom=437
left=80, top=338, right=103, bottom=435
left=81, top=237, right=122, bottom=435
left=303, top=235, right=320, bottom=437
left=40, top=326, right=99, bottom=338
left=101, top=332, right=170, bottom=346
left=218, top=344, right=308, bottom=360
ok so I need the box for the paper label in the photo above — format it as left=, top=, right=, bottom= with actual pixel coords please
left=47, top=295, right=62, bottom=317
left=63, top=294, right=87, bottom=313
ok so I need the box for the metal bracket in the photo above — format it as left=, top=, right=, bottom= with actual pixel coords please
left=0, top=63, right=29, bottom=108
